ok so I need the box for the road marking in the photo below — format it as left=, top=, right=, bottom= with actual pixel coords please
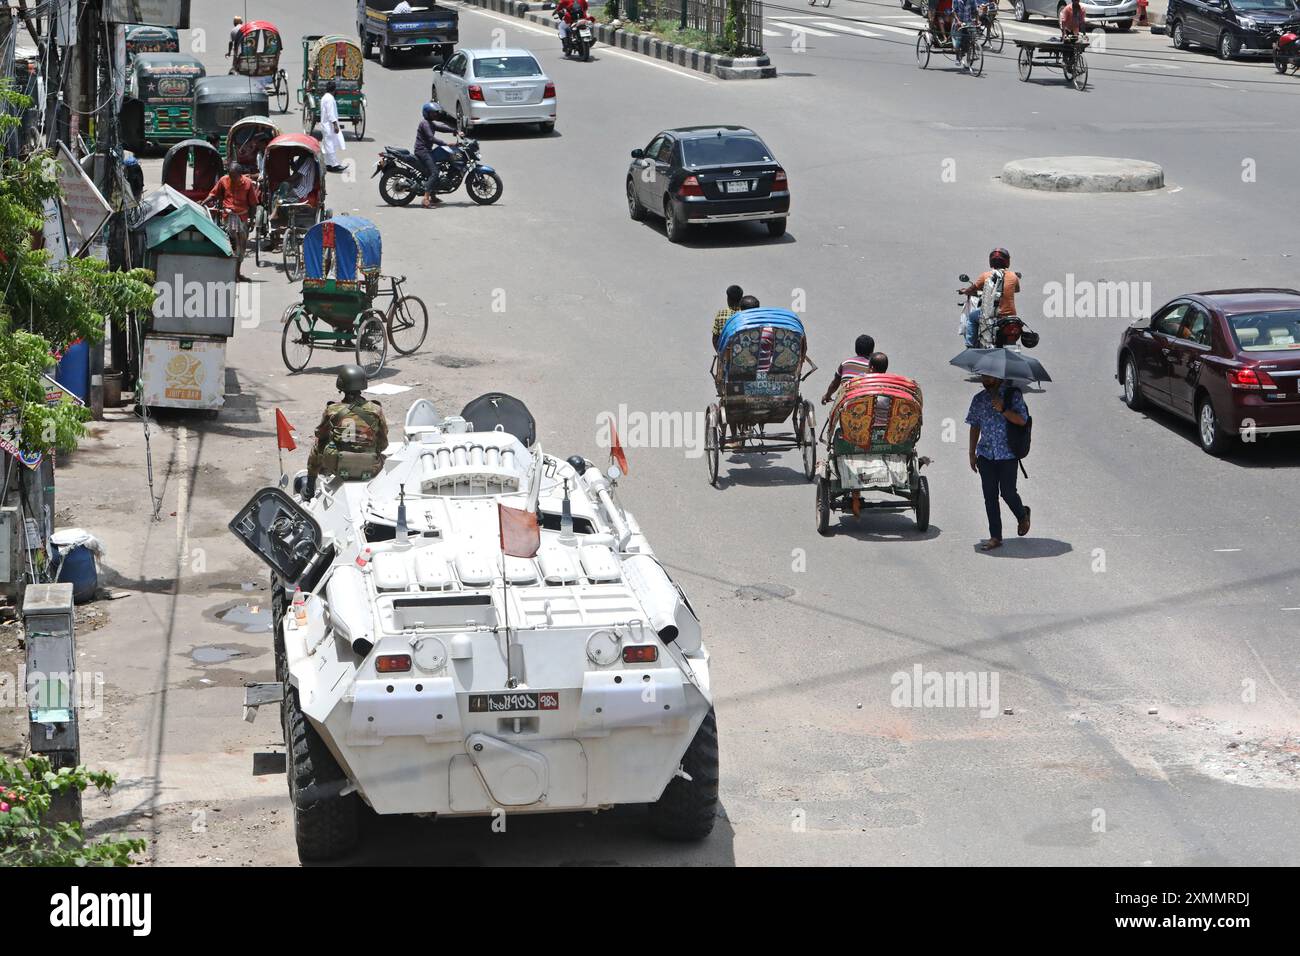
left=770, top=20, right=839, bottom=37
left=857, top=21, right=925, bottom=36
left=763, top=28, right=783, bottom=37
left=176, top=425, right=188, bottom=561
left=1001, top=21, right=1059, bottom=37
left=813, top=21, right=882, bottom=37
left=1213, top=548, right=1242, bottom=552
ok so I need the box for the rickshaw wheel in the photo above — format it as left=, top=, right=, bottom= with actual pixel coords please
left=301, top=102, right=314, bottom=135
left=283, top=238, right=303, bottom=283
left=280, top=306, right=315, bottom=373
left=991, top=22, right=1005, bottom=53
left=916, top=32, right=931, bottom=69
left=1017, top=46, right=1033, bottom=81
left=354, top=312, right=388, bottom=377
left=705, top=405, right=722, bottom=486
left=969, top=43, right=984, bottom=76
left=1071, top=53, right=1088, bottom=90
left=274, top=72, right=289, bottom=114
left=799, top=401, right=817, bottom=481
left=816, top=477, right=832, bottom=536
left=387, top=295, right=429, bottom=355
left=353, top=101, right=367, bottom=141
left=914, top=475, right=931, bottom=533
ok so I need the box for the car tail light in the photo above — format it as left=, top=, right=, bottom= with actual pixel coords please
left=375, top=654, right=412, bottom=673
left=773, top=168, right=788, bottom=188
left=1228, top=367, right=1278, bottom=390
left=544, top=82, right=556, bottom=98
left=678, top=175, right=703, bottom=197
left=622, top=645, right=659, bottom=663
left=468, top=85, right=484, bottom=101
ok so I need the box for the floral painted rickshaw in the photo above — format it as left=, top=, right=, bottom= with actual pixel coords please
left=298, top=35, right=366, bottom=140
left=230, top=20, right=289, bottom=113
left=254, top=132, right=327, bottom=281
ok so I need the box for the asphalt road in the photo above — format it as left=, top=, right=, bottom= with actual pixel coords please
left=49, top=0, right=1300, bottom=865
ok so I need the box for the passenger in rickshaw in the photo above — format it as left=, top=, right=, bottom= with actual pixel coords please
left=205, top=161, right=260, bottom=280
left=820, top=334, right=875, bottom=405
left=929, top=0, right=954, bottom=43
left=234, top=129, right=276, bottom=173
left=264, top=154, right=318, bottom=251
left=711, top=285, right=744, bottom=350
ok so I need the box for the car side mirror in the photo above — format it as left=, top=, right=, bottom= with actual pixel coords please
left=630, top=148, right=645, bottom=159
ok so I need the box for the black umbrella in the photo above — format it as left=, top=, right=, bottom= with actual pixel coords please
left=949, top=347, right=1052, bottom=384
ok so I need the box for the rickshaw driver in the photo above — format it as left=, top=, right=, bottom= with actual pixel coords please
left=205, top=162, right=260, bottom=281
left=821, top=334, right=876, bottom=405
left=303, top=366, right=390, bottom=501
left=1059, top=0, right=1086, bottom=37
left=226, top=16, right=243, bottom=57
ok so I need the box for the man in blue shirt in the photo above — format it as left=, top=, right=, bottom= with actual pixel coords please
left=953, top=0, right=979, bottom=70
left=966, top=375, right=1030, bottom=550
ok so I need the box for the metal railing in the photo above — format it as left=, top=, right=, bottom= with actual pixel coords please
left=620, top=0, right=765, bottom=54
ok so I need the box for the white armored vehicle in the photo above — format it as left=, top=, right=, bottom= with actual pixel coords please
left=230, top=393, right=717, bottom=860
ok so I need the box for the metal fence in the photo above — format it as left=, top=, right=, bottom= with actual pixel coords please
left=622, top=0, right=765, bottom=54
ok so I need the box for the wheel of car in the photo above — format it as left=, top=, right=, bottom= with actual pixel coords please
left=1198, top=395, right=1231, bottom=455
left=1277, top=51, right=1289, bottom=73
left=380, top=41, right=393, bottom=68
left=1218, top=31, right=1239, bottom=59
left=816, top=477, right=832, bottom=536
left=1116, top=19, right=1133, bottom=31
left=1122, top=355, right=1146, bottom=410
left=1172, top=20, right=1188, bottom=50
left=538, top=121, right=555, bottom=134
left=767, top=218, right=787, bottom=239
left=455, top=102, right=467, bottom=134
left=901, top=0, right=912, bottom=8
left=664, top=198, right=687, bottom=243
left=627, top=177, right=646, bottom=221
left=1013, top=0, right=1028, bottom=22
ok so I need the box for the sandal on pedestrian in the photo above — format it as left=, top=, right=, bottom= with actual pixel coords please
left=1017, top=507, right=1031, bottom=537
left=979, top=538, right=1003, bottom=551
left=421, top=195, right=432, bottom=208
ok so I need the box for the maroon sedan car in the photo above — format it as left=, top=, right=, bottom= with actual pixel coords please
left=1117, top=289, right=1300, bottom=455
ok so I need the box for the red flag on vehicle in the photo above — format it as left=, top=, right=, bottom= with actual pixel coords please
left=609, top=423, right=629, bottom=477
left=498, top=503, right=540, bottom=558
left=275, top=408, right=297, bottom=451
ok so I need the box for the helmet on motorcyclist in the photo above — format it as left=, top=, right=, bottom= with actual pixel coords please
left=989, top=247, right=1011, bottom=269
left=422, top=101, right=443, bottom=123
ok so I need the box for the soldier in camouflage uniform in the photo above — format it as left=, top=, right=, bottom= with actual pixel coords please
left=304, top=365, right=389, bottom=499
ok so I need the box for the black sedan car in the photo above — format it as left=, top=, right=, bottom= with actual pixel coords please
left=1116, top=289, right=1300, bottom=454
left=1168, top=0, right=1300, bottom=59
left=626, top=126, right=789, bottom=244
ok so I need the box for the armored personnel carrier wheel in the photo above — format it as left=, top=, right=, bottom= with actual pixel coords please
left=284, top=684, right=360, bottom=862
left=648, top=708, right=719, bottom=841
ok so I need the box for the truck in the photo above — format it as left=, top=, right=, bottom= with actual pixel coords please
left=230, top=394, right=719, bottom=861
left=357, top=0, right=459, bottom=68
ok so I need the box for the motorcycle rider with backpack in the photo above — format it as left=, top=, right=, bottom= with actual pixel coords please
left=415, top=101, right=458, bottom=209
left=959, top=247, right=1019, bottom=348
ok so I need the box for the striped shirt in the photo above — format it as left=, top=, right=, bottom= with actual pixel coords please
left=837, top=356, right=874, bottom=381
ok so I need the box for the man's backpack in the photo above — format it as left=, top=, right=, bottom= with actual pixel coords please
left=1003, top=386, right=1031, bottom=460
left=981, top=268, right=1006, bottom=322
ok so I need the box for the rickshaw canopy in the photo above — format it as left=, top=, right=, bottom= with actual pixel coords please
left=304, top=216, right=381, bottom=284
left=718, top=308, right=806, bottom=355
left=125, top=25, right=180, bottom=57
left=160, top=139, right=224, bottom=201
left=226, top=115, right=281, bottom=167
left=307, top=35, right=364, bottom=88
left=194, top=76, right=269, bottom=136
left=264, top=133, right=323, bottom=180
left=232, top=20, right=283, bottom=77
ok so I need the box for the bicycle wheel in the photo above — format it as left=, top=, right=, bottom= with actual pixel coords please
left=990, top=21, right=1004, bottom=53
left=282, top=231, right=303, bottom=283
left=354, top=312, right=388, bottom=377
left=386, top=294, right=428, bottom=355
left=280, top=305, right=315, bottom=372
left=274, top=71, right=289, bottom=113
left=1071, top=51, right=1088, bottom=90
left=1017, top=45, right=1033, bottom=80
left=969, top=41, right=984, bottom=76
left=916, top=32, right=931, bottom=69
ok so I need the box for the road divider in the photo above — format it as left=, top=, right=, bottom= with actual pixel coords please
left=1001, top=156, right=1166, bottom=193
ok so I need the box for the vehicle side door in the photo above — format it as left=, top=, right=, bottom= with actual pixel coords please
left=1139, top=302, right=1191, bottom=408
left=1165, top=303, right=1213, bottom=418
left=1195, top=0, right=1226, bottom=43
left=631, top=134, right=663, bottom=207
left=650, top=134, right=676, bottom=209
left=438, top=52, right=468, bottom=111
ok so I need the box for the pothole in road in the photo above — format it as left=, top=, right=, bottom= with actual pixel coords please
left=734, top=583, right=795, bottom=601
left=434, top=354, right=481, bottom=368
left=190, top=643, right=264, bottom=665
left=210, top=600, right=271, bottom=634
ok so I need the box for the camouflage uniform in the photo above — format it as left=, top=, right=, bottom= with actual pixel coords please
left=306, top=397, right=389, bottom=481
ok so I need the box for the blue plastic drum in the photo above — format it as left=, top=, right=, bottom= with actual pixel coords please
left=51, top=530, right=99, bottom=604
left=55, top=340, right=90, bottom=404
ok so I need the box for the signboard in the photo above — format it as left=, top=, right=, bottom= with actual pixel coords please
left=152, top=253, right=239, bottom=337
left=141, top=335, right=225, bottom=410
left=53, top=142, right=112, bottom=258
left=105, top=0, right=191, bottom=29
left=40, top=197, right=70, bottom=266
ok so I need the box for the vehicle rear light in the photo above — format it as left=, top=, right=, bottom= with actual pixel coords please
left=375, top=654, right=412, bottom=673
left=544, top=82, right=556, bottom=98
left=678, top=175, right=703, bottom=197
left=773, top=168, right=788, bottom=187
left=468, top=85, right=484, bottom=101
left=622, top=645, right=659, bottom=663
left=1228, top=367, right=1277, bottom=390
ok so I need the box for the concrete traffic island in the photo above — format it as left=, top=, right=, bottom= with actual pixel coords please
left=1001, top=156, right=1165, bottom=193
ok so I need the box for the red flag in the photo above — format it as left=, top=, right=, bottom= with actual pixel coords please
left=498, top=503, right=540, bottom=559
left=275, top=408, right=297, bottom=451
left=609, top=423, right=629, bottom=477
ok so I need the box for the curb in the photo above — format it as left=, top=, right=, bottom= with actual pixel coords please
left=461, top=0, right=776, bottom=79
left=1001, top=156, right=1165, bottom=193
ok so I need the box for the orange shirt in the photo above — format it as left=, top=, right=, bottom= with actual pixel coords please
left=974, top=269, right=1020, bottom=317
left=1059, top=4, right=1086, bottom=32
left=208, top=175, right=260, bottom=217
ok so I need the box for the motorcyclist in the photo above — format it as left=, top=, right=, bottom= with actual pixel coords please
left=304, top=365, right=389, bottom=500
left=415, top=101, right=458, bottom=209
left=555, top=0, right=590, bottom=51
left=959, top=247, right=1019, bottom=348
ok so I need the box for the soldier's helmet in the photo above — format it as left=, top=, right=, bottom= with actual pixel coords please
left=336, top=365, right=368, bottom=395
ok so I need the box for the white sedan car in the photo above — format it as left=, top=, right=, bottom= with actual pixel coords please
left=431, top=48, right=556, bottom=134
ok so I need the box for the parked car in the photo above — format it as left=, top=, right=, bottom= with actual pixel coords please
left=1167, top=0, right=1300, bottom=58
left=1009, top=0, right=1138, bottom=29
left=432, top=48, right=555, bottom=134
left=625, top=125, right=790, bottom=244
left=1117, top=289, right=1300, bottom=454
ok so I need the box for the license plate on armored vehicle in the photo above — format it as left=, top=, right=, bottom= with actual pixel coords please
left=469, top=691, right=560, bottom=713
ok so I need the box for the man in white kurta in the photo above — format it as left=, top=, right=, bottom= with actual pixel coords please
left=319, top=81, right=347, bottom=172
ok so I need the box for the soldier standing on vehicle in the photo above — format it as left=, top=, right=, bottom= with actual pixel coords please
left=304, top=366, right=389, bottom=499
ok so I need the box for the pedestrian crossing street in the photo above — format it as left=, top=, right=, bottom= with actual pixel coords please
left=762, top=13, right=1060, bottom=42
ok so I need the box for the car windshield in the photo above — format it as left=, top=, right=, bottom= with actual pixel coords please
left=472, top=56, right=542, bottom=78
left=1233, top=0, right=1297, bottom=10
left=1228, top=309, right=1300, bottom=351
left=682, top=135, right=774, bottom=168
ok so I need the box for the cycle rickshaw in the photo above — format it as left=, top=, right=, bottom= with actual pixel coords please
left=161, top=138, right=223, bottom=203
left=705, top=308, right=818, bottom=487
left=917, top=22, right=984, bottom=75
left=255, top=132, right=326, bottom=281
left=299, top=35, right=367, bottom=141
left=816, top=374, right=930, bottom=535
left=231, top=20, right=289, bottom=114
left=280, top=217, right=429, bottom=376
left=1016, top=34, right=1090, bottom=90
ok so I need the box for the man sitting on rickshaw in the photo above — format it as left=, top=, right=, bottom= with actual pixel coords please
left=929, top=0, right=954, bottom=43
left=821, top=334, right=876, bottom=405
left=264, top=155, right=317, bottom=251
left=205, top=162, right=260, bottom=281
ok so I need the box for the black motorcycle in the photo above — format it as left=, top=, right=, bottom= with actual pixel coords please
left=372, top=137, right=504, bottom=207
left=557, top=14, right=595, bottom=61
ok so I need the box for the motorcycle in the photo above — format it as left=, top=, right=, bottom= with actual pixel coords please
left=1274, top=27, right=1300, bottom=75
left=372, top=136, right=504, bottom=207
left=958, top=273, right=1039, bottom=349
left=558, top=14, right=595, bottom=61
